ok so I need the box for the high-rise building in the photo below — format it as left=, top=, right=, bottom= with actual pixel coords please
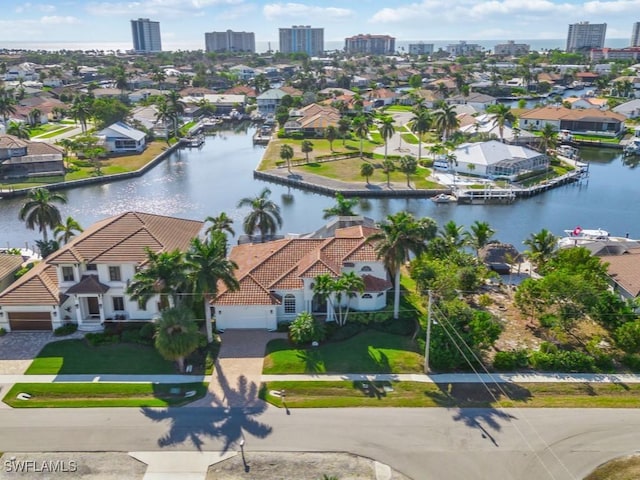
left=566, top=21, right=606, bottom=52
left=494, top=40, right=530, bottom=57
left=205, top=30, right=255, bottom=53
left=279, top=25, right=324, bottom=56
left=345, top=34, right=395, bottom=55
left=408, top=43, right=434, bottom=56
left=631, top=22, right=640, bottom=47
left=131, top=18, right=162, bottom=53
left=446, top=41, right=481, bottom=56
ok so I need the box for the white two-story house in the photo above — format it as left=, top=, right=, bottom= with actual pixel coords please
left=0, top=212, right=202, bottom=332
left=212, top=218, right=392, bottom=330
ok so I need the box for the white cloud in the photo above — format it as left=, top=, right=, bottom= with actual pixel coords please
left=40, top=15, right=81, bottom=25
left=263, top=3, right=354, bottom=21
left=86, top=0, right=243, bottom=17
left=38, top=4, right=57, bottom=12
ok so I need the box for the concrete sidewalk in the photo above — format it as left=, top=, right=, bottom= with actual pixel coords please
left=0, top=374, right=206, bottom=384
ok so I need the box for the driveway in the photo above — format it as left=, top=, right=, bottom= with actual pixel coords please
left=189, top=330, right=286, bottom=408
left=0, top=331, right=83, bottom=374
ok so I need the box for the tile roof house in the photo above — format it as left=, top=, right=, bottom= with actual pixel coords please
left=446, top=92, right=498, bottom=111
left=0, top=134, right=65, bottom=179
left=0, top=212, right=203, bottom=332
left=598, top=247, right=640, bottom=300
left=97, top=122, right=147, bottom=153
left=284, top=104, right=340, bottom=135
left=212, top=218, right=392, bottom=330
left=256, top=88, right=289, bottom=115
left=519, top=107, right=625, bottom=136
left=0, top=254, right=23, bottom=292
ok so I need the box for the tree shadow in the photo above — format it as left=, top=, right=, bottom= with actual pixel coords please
left=296, top=348, right=324, bottom=374
left=141, top=362, right=272, bottom=452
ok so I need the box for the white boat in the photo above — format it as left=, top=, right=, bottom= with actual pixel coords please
left=557, top=226, right=638, bottom=248
left=431, top=193, right=456, bottom=204
left=624, top=138, right=640, bottom=156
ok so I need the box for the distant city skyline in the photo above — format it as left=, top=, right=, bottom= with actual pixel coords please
left=1, top=0, right=640, bottom=52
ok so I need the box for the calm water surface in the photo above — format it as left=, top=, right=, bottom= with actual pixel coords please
left=0, top=125, right=637, bottom=249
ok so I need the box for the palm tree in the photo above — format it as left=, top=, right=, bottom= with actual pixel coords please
left=325, top=125, right=338, bottom=151
left=360, top=162, right=374, bottom=185
left=70, top=95, right=92, bottom=134
left=6, top=121, right=30, bottom=139
left=0, top=88, right=17, bottom=128
left=382, top=158, right=395, bottom=187
left=204, top=212, right=235, bottom=238
left=154, top=307, right=200, bottom=373
left=399, top=155, right=417, bottom=187
left=523, top=228, right=557, bottom=271
left=19, top=187, right=67, bottom=242
left=127, top=248, right=188, bottom=310
left=301, top=140, right=313, bottom=163
left=322, top=193, right=358, bottom=219
left=237, top=187, right=283, bottom=243
left=53, top=216, right=83, bottom=245
left=351, top=116, right=369, bottom=157
left=539, top=123, right=558, bottom=153
left=379, top=115, right=396, bottom=161
left=333, top=271, right=365, bottom=326
left=492, top=104, right=516, bottom=143
left=464, top=220, right=496, bottom=257
left=368, top=212, right=437, bottom=319
left=409, top=108, right=431, bottom=160
left=186, top=233, right=239, bottom=343
left=27, top=108, right=42, bottom=127
left=439, top=220, right=466, bottom=252
left=280, top=143, right=294, bottom=172
left=433, top=103, right=459, bottom=142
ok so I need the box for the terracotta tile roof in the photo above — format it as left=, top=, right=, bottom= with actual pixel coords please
left=362, top=274, right=392, bottom=292
left=280, top=86, right=303, bottom=96
left=0, top=254, right=23, bottom=280
left=0, top=262, right=59, bottom=306
left=519, top=106, right=625, bottom=122
left=344, top=242, right=379, bottom=262
left=65, top=275, right=110, bottom=294
left=601, top=248, right=640, bottom=297
left=214, top=275, right=280, bottom=305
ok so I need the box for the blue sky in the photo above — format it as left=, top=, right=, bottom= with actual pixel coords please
left=1, top=0, right=639, bottom=50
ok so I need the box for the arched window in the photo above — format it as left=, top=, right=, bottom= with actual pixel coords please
left=360, top=265, right=372, bottom=272
left=284, top=294, right=296, bottom=314
left=361, top=293, right=373, bottom=299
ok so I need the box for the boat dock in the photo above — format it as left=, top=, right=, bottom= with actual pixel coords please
left=180, top=134, right=205, bottom=148
left=253, top=125, right=273, bottom=145
left=456, top=188, right=516, bottom=204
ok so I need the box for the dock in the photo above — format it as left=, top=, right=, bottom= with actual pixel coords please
left=180, top=134, right=205, bottom=148
left=456, top=188, right=516, bottom=204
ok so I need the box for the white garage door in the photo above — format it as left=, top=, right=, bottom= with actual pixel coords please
left=216, top=307, right=276, bottom=330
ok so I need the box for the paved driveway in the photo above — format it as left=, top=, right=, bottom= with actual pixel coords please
left=0, top=331, right=83, bottom=374
left=189, top=330, right=286, bottom=408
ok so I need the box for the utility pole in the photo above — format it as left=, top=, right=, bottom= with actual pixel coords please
left=424, top=290, right=432, bottom=374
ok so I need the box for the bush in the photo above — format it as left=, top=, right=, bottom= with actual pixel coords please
left=530, top=350, right=596, bottom=372
left=373, top=316, right=415, bottom=336
left=348, top=310, right=393, bottom=325
left=622, top=353, right=640, bottom=372
left=0, top=327, right=6, bottom=336
left=85, top=332, right=119, bottom=346
left=288, top=312, right=327, bottom=345
left=54, top=323, right=78, bottom=336
left=539, top=314, right=559, bottom=328
left=539, top=341, right=558, bottom=354
left=493, top=350, right=529, bottom=371
left=615, top=320, right=640, bottom=354
left=139, top=322, right=156, bottom=340
left=326, top=321, right=365, bottom=342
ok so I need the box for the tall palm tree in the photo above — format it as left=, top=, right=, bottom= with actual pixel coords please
left=204, top=212, right=235, bottom=238
left=70, top=95, right=92, bottom=134
left=127, top=248, right=188, bottom=310
left=322, top=193, right=359, bottom=219
left=325, top=125, right=338, bottom=151
left=368, top=212, right=437, bottom=319
left=280, top=143, right=294, bottom=172
left=186, top=233, right=239, bottom=343
left=399, top=155, right=417, bottom=187
left=539, top=123, right=558, bottom=153
left=410, top=107, right=432, bottom=160
left=523, top=228, right=557, bottom=271
left=382, top=158, right=395, bottom=187
left=0, top=87, right=17, bottom=128
left=154, top=307, right=200, bottom=373
left=360, top=162, right=374, bottom=184
left=237, top=187, right=283, bottom=243
left=464, top=220, right=496, bottom=257
left=338, top=117, right=351, bottom=146
left=301, top=140, right=313, bottom=163
left=27, top=108, right=42, bottom=127
left=352, top=115, right=369, bottom=157
left=53, top=216, right=83, bottom=245
left=433, top=103, right=459, bottom=142
left=18, top=187, right=67, bottom=242
left=439, top=220, right=466, bottom=252
left=379, top=115, right=396, bottom=161
left=6, top=121, right=30, bottom=139
left=492, top=104, right=516, bottom=143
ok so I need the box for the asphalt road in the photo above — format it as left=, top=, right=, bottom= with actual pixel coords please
left=1, top=405, right=638, bottom=480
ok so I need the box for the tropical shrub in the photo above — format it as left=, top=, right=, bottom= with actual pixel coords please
left=85, top=332, right=119, bottom=346
left=493, top=350, right=529, bottom=371
left=615, top=320, right=640, bottom=354
left=54, top=323, right=77, bottom=336
left=289, top=312, right=326, bottom=345
left=0, top=327, right=6, bottom=336
left=529, top=350, right=596, bottom=372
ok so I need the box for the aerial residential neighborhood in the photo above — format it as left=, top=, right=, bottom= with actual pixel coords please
left=3, top=1, right=640, bottom=478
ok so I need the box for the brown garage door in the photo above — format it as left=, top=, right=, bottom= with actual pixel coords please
left=8, top=312, right=52, bottom=331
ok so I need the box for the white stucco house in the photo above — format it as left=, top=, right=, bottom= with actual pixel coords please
left=212, top=218, right=392, bottom=330
left=97, top=122, right=147, bottom=153
left=0, top=212, right=203, bottom=332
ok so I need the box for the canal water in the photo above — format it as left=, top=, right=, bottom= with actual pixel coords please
left=0, top=124, right=638, bottom=250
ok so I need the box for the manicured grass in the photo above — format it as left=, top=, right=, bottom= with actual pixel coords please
left=401, top=133, right=419, bottom=144
left=261, top=381, right=640, bottom=408
left=572, top=134, right=621, bottom=144
left=3, top=382, right=208, bottom=408
left=36, top=126, right=76, bottom=138
left=585, top=455, right=640, bottom=480
left=263, top=330, right=424, bottom=374
left=383, top=105, right=414, bottom=112
left=26, top=339, right=175, bottom=375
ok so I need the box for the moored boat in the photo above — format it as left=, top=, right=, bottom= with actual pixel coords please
left=431, top=193, right=456, bottom=204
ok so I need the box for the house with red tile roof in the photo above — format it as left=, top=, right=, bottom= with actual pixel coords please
left=0, top=212, right=202, bottom=332
left=212, top=219, right=391, bottom=330
left=519, top=107, right=625, bottom=136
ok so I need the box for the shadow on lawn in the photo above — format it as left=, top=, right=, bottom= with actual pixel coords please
left=141, top=362, right=272, bottom=452
left=296, top=342, right=394, bottom=374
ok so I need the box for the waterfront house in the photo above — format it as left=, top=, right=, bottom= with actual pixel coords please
left=447, top=140, right=548, bottom=181
left=599, top=247, right=640, bottom=301
left=256, top=88, right=289, bottom=115
left=0, top=254, right=23, bottom=292
left=446, top=92, right=497, bottom=111
left=0, top=134, right=65, bottom=179
left=519, top=107, right=625, bottom=136
left=229, top=64, right=255, bottom=82
left=182, top=94, right=246, bottom=116
left=0, top=212, right=203, bottom=332
left=97, top=122, right=147, bottom=153
left=563, top=97, right=607, bottom=110
left=284, top=104, right=340, bottom=136
left=212, top=218, right=392, bottom=330
left=613, top=99, right=640, bottom=119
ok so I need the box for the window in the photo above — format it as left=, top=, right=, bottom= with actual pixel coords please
left=62, top=266, right=74, bottom=282
left=86, top=264, right=97, bottom=272
left=112, top=297, right=125, bottom=311
left=109, top=266, right=122, bottom=282
left=362, top=293, right=373, bottom=299
left=360, top=265, right=372, bottom=272
left=284, top=294, right=296, bottom=314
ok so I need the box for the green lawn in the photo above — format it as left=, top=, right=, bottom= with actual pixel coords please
left=263, top=330, right=424, bottom=374
left=3, top=382, right=208, bottom=408
left=26, top=339, right=175, bottom=375
left=36, top=126, right=76, bottom=139
left=260, top=381, right=640, bottom=408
